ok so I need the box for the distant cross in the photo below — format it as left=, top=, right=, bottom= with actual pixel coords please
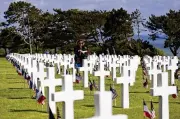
left=88, top=60, right=94, bottom=74
left=93, top=56, right=110, bottom=91
left=150, top=72, right=177, bottom=119
left=149, top=61, right=162, bottom=88
left=79, top=59, right=91, bottom=88
left=36, top=62, right=47, bottom=95
left=106, top=56, right=111, bottom=71
left=69, top=58, right=76, bottom=82
left=52, top=75, right=84, bottom=119
left=27, top=57, right=33, bottom=75
left=168, top=59, right=178, bottom=85
left=30, top=59, right=38, bottom=89
left=85, top=91, right=128, bottom=119
left=41, top=67, right=62, bottom=114
left=115, top=65, right=132, bottom=108
left=110, top=58, right=119, bottom=81
left=127, top=58, right=137, bottom=85
left=61, top=58, right=70, bottom=75
left=56, top=63, right=61, bottom=74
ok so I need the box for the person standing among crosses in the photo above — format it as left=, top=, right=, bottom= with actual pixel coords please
left=74, top=38, right=90, bottom=81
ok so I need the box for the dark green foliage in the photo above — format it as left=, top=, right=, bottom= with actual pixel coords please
left=145, top=10, right=180, bottom=56
left=0, top=1, right=167, bottom=56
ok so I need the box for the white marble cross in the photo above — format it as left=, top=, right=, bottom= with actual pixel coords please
left=41, top=67, right=62, bottom=114
left=30, top=59, right=38, bottom=89
left=150, top=62, right=162, bottom=88
left=115, top=65, right=132, bottom=108
left=110, top=58, right=119, bottom=81
left=79, top=59, right=91, bottom=88
left=168, top=59, right=178, bottom=85
left=26, top=57, right=33, bottom=76
left=56, top=63, right=61, bottom=74
left=52, top=75, right=84, bottom=119
left=127, top=58, right=137, bottom=85
left=93, top=56, right=110, bottom=91
left=148, top=61, right=162, bottom=87
left=117, top=57, right=124, bottom=76
left=69, top=58, right=76, bottom=82
left=150, top=72, right=177, bottom=119
left=86, top=91, right=128, bottom=119
left=37, top=62, right=47, bottom=95
left=61, top=58, right=70, bottom=75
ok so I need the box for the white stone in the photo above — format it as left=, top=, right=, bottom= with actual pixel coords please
left=61, top=58, right=70, bottom=75
left=69, top=58, right=76, bottom=82
left=37, top=62, right=47, bottom=95
left=52, top=75, right=84, bottom=119
left=150, top=62, right=162, bottom=88
left=126, top=58, right=136, bottom=85
left=150, top=72, right=177, bottom=119
left=93, top=56, right=110, bottom=91
left=79, top=59, right=91, bottom=88
left=86, top=91, right=128, bottom=119
left=110, top=58, right=119, bottom=81
left=115, top=65, right=132, bottom=108
left=30, top=59, right=38, bottom=89
left=41, top=67, right=62, bottom=114
left=168, top=59, right=178, bottom=85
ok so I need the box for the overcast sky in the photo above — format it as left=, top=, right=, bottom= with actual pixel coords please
left=0, top=0, right=180, bottom=35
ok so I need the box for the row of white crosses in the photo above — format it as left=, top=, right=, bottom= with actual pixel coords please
left=8, top=53, right=178, bottom=119
left=143, top=55, right=179, bottom=85
left=9, top=53, right=136, bottom=119
left=143, top=55, right=178, bottom=119
left=9, top=53, right=140, bottom=109
left=150, top=72, right=177, bottom=119
left=89, top=55, right=128, bottom=119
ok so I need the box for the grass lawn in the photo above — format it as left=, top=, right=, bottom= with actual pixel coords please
left=0, top=57, right=180, bottom=119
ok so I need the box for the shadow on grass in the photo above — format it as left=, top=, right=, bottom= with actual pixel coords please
left=8, top=97, right=30, bottom=99
left=146, top=101, right=159, bottom=103
left=146, top=100, right=180, bottom=104
left=84, top=94, right=94, bottom=96
left=83, top=104, right=94, bottom=108
left=130, top=91, right=149, bottom=94
left=170, top=101, right=180, bottom=104
left=113, top=106, right=122, bottom=108
left=9, top=109, right=47, bottom=113
left=6, top=77, right=16, bottom=79
left=8, top=82, right=23, bottom=84
left=8, top=88, right=27, bottom=90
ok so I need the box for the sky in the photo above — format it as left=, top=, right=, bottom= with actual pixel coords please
left=0, top=0, right=180, bottom=20
left=0, top=0, right=180, bottom=35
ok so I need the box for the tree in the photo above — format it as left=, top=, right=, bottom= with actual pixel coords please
left=127, top=38, right=164, bottom=57
left=131, top=9, right=146, bottom=39
left=85, top=10, right=109, bottom=44
left=42, top=9, right=74, bottom=53
left=0, top=27, right=22, bottom=54
left=4, top=1, right=42, bottom=54
left=145, top=10, right=180, bottom=56
left=64, top=9, right=89, bottom=40
left=104, top=8, right=133, bottom=54
left=32, top=11, right=54, bottom=52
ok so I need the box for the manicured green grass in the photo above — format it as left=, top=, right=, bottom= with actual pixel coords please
left=0, top=57, right=180, bottom=119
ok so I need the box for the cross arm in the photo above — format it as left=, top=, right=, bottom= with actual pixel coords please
left=43, top=79, right=62, bottom=87
left=51, top=90, right=84, bottom=102
left=87, top=114, right=128, bottom=119
left=150, top=86, right=176, bottom=96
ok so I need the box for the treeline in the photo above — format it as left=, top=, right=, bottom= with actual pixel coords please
left=0, top=1, right=179, bottom=56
